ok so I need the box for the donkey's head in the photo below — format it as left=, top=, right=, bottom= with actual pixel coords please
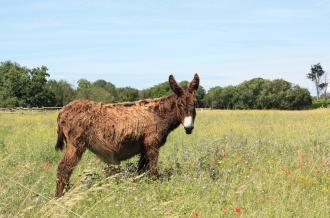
left=169, top=74, right=200, bottom=134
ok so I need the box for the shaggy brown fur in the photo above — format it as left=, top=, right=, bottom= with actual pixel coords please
left=55, top=74, right=200, bottom=197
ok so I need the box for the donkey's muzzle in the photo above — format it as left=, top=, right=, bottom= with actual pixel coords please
left=184, top=126, right=194, bottom=134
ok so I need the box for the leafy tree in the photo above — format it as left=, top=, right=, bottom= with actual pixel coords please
left=236, top=78, right=268, bottom=109
left=116, top=87, right=139, bottom=102
left=196, top=85, right=206, bottom=107
left=76, top=79, right=92, bottom=99
left=204, top=86, right=223, bottom=109
left=0, top=61, right=55, bottom=107
left=93, top=80, right=118, bottom=98
left=26, top=66, right=56, bottom=107
left=307, top=63, right=327, bottom=99
left=204, top=78, right=312, bottom=110
left=0, top=61, right=30, bottom=107
left=140, top=82, right=172, bottom=99
left=47, top=80, right=76, bottom=106
left=87, top=86, right=114, bottom=103
left=0, top=61, right=313, bottom=110
left=286, top=86, right=312, bottom=110
left=76, top=79, right=115, bottom=103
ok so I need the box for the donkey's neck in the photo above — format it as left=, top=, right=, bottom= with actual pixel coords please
left=149, top=94, right=181, bottom=132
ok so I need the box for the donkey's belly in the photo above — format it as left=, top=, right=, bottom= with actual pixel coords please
left=88, top=141, right=142, bottom=165
left=115, top=142, right=143, bottom=162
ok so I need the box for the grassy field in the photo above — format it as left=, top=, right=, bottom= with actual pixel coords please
left=0, top=110, right=330, bottom=217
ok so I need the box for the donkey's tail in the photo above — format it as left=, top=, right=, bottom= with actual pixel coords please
left=55, top=123, right=65, bottom=151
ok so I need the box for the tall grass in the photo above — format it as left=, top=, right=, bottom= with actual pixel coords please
left=0, top=110, right=329, bottom=217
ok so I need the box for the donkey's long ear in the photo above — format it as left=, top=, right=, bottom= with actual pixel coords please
left=188, top=73, right=200, bottom=92
left=169, top=75, right=183, bottom=96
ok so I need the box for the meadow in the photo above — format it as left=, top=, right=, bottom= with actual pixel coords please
left=0, top=110, right=329, bottom=217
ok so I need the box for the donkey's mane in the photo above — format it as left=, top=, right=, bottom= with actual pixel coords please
left=104, top=94, right=177, bottom=109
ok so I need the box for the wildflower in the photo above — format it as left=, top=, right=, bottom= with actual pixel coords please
left=288, top=172, right=292, bottom=177
left=235, top=207, right=241, bottom=213
left=42, top=161, right=52, bottom=171
left=96, top=158, right=102, bottom=164
left=224, top=209, right=229, bottom=215
left=210, top=160, right=217, bottom=167
left=191, top=210, right=200, bottom=217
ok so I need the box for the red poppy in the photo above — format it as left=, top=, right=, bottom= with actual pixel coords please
left=224, top=209, right=229, bottom=215
left=235, top=207, right=241, bottom=213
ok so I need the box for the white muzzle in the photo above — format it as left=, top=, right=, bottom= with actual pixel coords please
left=183, top=116, right=194, bottom=129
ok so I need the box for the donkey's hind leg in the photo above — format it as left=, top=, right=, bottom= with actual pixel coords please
left=55, top=143, right=86, bottom=198
left=137, top=149, right=149, bottom=174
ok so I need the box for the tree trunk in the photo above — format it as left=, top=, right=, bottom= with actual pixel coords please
left=315, top=80, right=320, bottom=99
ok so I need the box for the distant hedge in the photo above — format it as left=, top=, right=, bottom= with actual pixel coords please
left=0, top=61, right=313, bottom=110
left=204, top=78, right=312, bottom=110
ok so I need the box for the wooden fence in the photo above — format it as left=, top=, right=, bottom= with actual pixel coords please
left=0, top=107, right=211, bottom=113
left=0, top=107, right=62, bottom=113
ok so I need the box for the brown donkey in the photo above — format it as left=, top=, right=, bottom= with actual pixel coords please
left=55, top=74, right=200, bottom=197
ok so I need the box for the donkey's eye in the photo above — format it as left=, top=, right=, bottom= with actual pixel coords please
left=178, top=102, right=187, bottom=109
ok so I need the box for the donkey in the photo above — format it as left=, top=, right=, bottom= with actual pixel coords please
left=55, top=74, right=199, bottom=197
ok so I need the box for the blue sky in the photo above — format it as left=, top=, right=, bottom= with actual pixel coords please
left=1, top=0, right=330, bottom=93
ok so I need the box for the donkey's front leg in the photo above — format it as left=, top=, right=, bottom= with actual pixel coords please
left=144, top=145, right=159, bottom=175
left=144, top=135, right=162, bottom=175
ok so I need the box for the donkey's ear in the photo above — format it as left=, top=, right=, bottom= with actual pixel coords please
left=169, top=74, right=183, bottom=96
left=188, top=73, right=200, bottom=92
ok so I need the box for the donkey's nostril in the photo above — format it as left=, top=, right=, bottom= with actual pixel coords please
left=184, top=126, right=194, bottom=134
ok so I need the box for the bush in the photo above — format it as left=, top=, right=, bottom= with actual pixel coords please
left=204, top=78, right=312, bottom=110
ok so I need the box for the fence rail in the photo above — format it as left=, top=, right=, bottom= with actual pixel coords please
left=0, top=107, right=212, bottom=114
left=0, top=107, right=62, bottom=113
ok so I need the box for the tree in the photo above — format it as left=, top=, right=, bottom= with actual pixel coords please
left=140, top=81, right=172, bottom=99
left=204, top=86, right=223, bottom=109
left=76, top=79, right=115, bottom=103
left=307, top=63, right=327, bottom=99
left=116, top=87, right=139, bottom=102
left=204, top=78, right=312, bottom=110
left=196, top=85, right=206, bottom=107
left=76, top=79, right=92, bottom=99
left=26, top=66, right=56, bottom=107
left=236, top=78, right=268, bottom=109
left=88, top=86, right=114, bottom=103
left=286, top=86, right=312, bottom=110
left=47, top=80, right=76, bottom=106
left=93, top=79, right=118, bottom=99
left=0, top=61, right=55, bottom=107
left=0, top=61, right=30, bottom=107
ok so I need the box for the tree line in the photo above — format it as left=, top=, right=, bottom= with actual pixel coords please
left=0, top=61, right=313, bottom=109
left=204, top=78, right=312, bottom=110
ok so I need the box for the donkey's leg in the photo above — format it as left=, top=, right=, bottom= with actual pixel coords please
left=144, top=145, right=159, bottom=175
left=55, top=143, right=86, bottom=198
left=137, top=149, right=149, bottom=174
left=144, top=136, right=161, bottom=175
